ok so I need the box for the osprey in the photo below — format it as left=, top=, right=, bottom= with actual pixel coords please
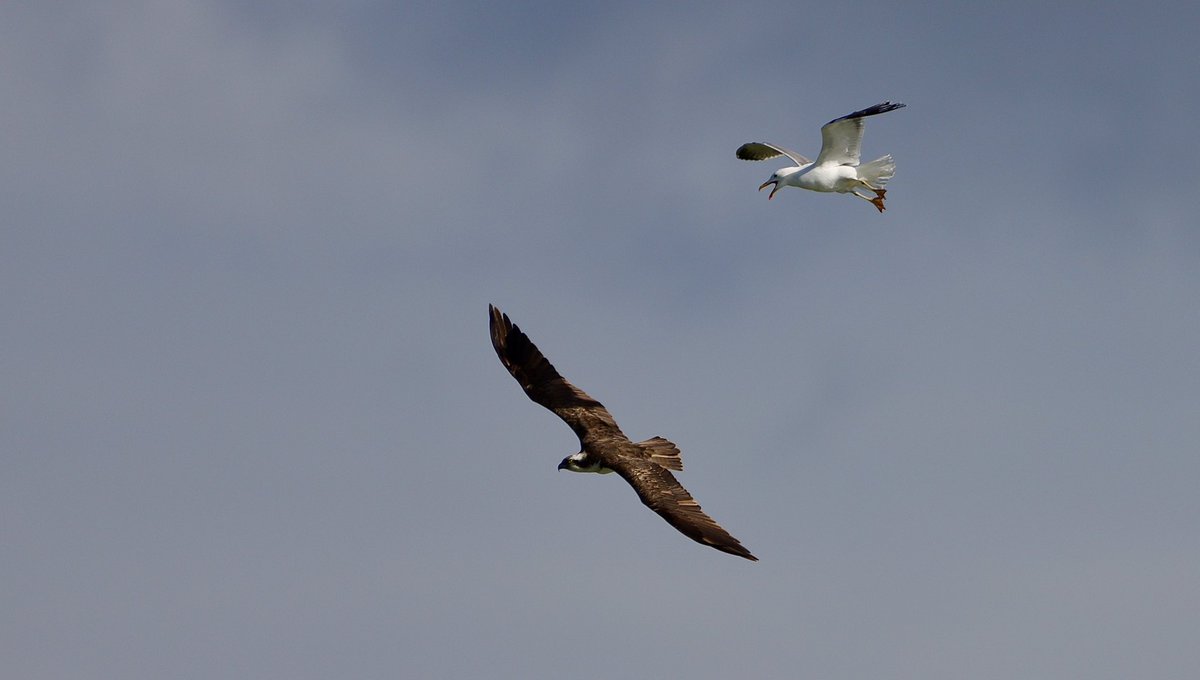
left=489, top=305, right=757, bottom=561
left=737, top=101, right=906, bottom=212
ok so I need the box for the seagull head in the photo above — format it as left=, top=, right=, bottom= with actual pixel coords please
left=758, top=174, right=781, bottom=200
left=758, top=166, right=802, bottom=199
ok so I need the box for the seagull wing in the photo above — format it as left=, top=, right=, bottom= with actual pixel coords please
left=608, top=454, right=757, bottom=561
left=489, top=305, right=623, bottom=443
left=735, top=142, right=811, bottom=166
left=814, top=101, right=906, bottom=166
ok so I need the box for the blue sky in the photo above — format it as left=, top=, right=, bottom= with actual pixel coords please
left=3, top=2, right=1198, bottom=678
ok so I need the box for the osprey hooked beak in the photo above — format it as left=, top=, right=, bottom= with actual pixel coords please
left=758, top=179, right=780, bottom=200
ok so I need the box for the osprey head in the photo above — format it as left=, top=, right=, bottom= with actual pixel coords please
left=558, top=451, right=613, bottom=474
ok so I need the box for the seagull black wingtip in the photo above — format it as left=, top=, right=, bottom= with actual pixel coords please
left=827, top=101, right=907, bottom=125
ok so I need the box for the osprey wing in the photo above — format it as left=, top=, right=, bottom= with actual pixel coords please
left=489, top=305, right=623, bottom=442
left=609, top=455, right=757, bottom=561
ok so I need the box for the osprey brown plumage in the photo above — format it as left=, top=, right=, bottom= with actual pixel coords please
left=489, top=304, right=757, bottom=561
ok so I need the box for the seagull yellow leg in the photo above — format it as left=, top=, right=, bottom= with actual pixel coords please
left=857, top=178, right=886, bottom=198
left=850, top=189, right=885, bottom=212
left=855, top=180, right=887, bottom=213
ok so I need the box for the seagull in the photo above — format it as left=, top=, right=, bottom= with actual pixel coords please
left=737, top=101, right=906, bottom=212
left=489, top=305, right=757, bottom=561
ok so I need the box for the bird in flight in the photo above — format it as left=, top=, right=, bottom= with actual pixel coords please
left=737, top=101, right=906, bottom=212
left=489, top=305, right=757, bottom=561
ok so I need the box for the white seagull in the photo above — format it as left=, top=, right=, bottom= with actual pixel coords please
left=736, top=101, right=906, bottom=212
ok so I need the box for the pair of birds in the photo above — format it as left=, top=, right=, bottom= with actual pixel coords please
left=491, top=103, right=906, bottom=561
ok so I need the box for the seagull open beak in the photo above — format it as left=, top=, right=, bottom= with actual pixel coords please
left=759, top=180, right=779, bottom=199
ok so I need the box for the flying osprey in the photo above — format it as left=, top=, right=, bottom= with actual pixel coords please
left=489, top=305, right=757, bottom=561
left=737, top=101, right=906, bottom=212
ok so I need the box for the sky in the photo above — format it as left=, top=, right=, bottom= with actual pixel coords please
left=3, top=1, right=1198, bottom=678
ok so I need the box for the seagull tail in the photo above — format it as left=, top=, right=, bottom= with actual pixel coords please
left=857, top=154, right=896, bottom=187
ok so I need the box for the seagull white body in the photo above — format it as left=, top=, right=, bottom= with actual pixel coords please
left=737, top=101, right=905, bottom=212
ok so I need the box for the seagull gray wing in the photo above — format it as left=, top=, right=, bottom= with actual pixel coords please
left=814, top=101, right=905, bottom=166
left=735, top=142, right=812, bottom=167
left=608, top=454, right=757, bottom=561
left=489, top=305, right=623, bottom=443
